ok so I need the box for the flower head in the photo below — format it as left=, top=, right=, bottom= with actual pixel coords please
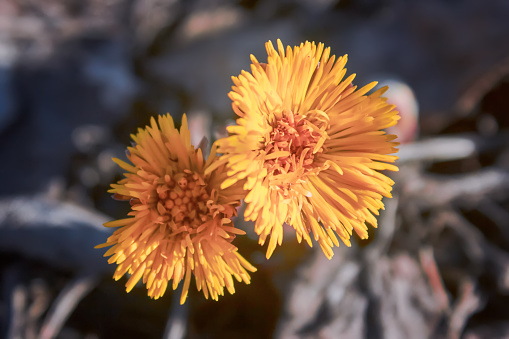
left=210, top=40, right=399, bottom=259
left=97, top=114, right=256, bottom=304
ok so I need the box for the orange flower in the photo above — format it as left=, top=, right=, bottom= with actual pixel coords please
left=210, top=40, right=399, bottom=259
left=97, top=114, right=256, bottom=304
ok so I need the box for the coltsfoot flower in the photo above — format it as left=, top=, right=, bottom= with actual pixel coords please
left=97, top=114, right=256, bottom=304
left=210, top=40, right=400, bottom=259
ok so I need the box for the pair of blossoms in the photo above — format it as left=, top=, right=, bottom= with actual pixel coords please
left=97, top=40, right=400, bottom=304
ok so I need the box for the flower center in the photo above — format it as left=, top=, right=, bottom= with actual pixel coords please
left=264, top=110, right=324, bottom=178
left=153, top=171, right=211, bottom=228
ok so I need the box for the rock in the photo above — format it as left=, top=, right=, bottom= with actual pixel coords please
left=0, top=38, right=136, bottom=195
left=146, top=19, right=299, bottom=116
left=0, top=196, right=114, bottom=274
left=0, top=68, right=16, bottom=135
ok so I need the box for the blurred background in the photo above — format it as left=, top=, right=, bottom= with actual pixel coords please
left=1, top=0, right=509, bottom=338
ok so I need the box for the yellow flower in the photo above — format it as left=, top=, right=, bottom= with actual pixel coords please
left=97, top=114, right=256, bottom=304
left=209, top=40, right=399, bottom=259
